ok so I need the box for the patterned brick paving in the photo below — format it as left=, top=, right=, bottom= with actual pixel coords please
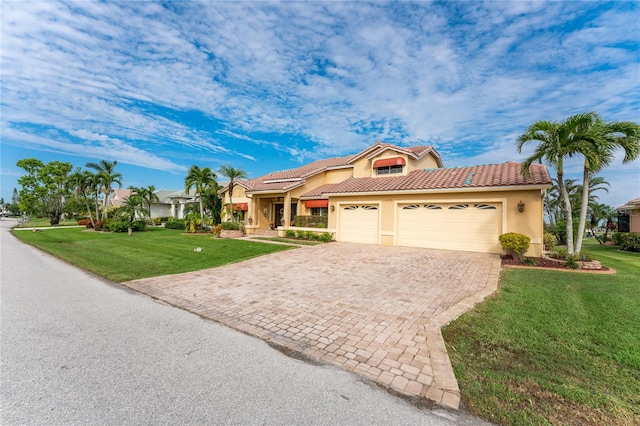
left=123, top=242, right=500, bottom=409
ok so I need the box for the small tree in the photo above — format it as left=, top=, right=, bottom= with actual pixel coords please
left=17, top=158, right=73, bottom=224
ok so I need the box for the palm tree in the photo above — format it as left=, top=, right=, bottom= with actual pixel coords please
left=573, top=116, right=640, bottom=254
left=218, top=165, right=248, bottom=222
left=69, top=168, right=97, bottom=228
left=86, top=160, right=123, bottom=220
left=184, top=165, right=217, bottom=228
left=517, top=113, right=597, bottom=255
left=131, top=185, right=159, bottom=224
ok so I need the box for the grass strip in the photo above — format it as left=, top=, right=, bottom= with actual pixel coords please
left=251, top=236, right=323, bottom=246
left=443, top=240, right=640, bottom=425
left=12, top=227, right=293, bottom=282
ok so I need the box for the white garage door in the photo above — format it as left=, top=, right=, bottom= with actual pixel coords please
left=397, top=203, right=502, bottom=253
left=339, top=205, right=379, bottom=244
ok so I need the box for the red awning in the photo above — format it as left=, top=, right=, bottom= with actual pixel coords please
left=232, top=203, right=248, bottom=211
left=373, top=157, right=406, bottom=168
left=305, top=199, right=329, bottom=208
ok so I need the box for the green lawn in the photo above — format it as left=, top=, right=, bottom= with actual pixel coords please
left=13, top=227, right=293, bottom=282
left=443, top=239, right=640, bottom=425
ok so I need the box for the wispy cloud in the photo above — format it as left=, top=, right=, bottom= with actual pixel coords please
left=1, top=1, right=638, bottom=204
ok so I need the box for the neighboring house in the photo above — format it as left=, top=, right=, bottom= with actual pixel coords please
left=150, top=190, right=198, bottom=219
left=107, top=188, right=132, bottom=208
left=107, top=188, right=198, bottom=219
left=616, top=197, right=640, bottom=233
left=221, top=141, right=552, bottom=256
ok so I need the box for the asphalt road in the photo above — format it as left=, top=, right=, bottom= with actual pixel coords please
left=0, top=219, right=488, bottom=425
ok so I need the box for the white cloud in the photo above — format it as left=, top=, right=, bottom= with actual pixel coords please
left=1, top=0, right=638, bottom=207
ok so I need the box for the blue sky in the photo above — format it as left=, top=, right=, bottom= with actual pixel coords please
left=1, top=1, right=639, bottom=208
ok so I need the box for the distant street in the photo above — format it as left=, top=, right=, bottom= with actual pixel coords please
left=0, top=219, right=486, bottom=425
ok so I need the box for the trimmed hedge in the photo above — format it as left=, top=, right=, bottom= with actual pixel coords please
left=293, top=215, right=328, bottom=228
left=164, top=218, right=186, bottom=230
left=221, top=221, right=242, bottom=231
left=616, top=232, right=640, bottom=252
left=107, top=220, right=146, bottom=233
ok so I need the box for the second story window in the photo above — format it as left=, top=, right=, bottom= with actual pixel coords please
left=376, top=165, right=403, bottom=175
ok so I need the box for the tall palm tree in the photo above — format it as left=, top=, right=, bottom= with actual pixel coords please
left=69, top=168, right=97, bottom=228
left=86, top=160, right=123, bottom=220
left=573, top=116, right=640, bottom=254
left=218, top=165, right=248, bottom=222
left=184, top=165, right=217, bottom=227
left=517, top=113, right=596, bottom=255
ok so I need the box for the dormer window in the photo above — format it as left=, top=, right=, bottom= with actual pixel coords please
left=373, top=157, right=405, bottom=175
left=377, top=165, right=403, bottom=175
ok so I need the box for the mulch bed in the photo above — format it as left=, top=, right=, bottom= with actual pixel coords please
left=501, top=255, right=610, bottom=271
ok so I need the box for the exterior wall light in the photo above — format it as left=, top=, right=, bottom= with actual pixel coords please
left=518, top=200, right=525, bottom=213
left=330, top=203, right=335, bottom=212
left=263, top=207, right=268, bottom=217
left=248, top=217, right=253, bottom=225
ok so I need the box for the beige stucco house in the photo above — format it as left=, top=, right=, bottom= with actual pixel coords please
left=221, top=142, right=552, bottom=256
left=616, top=197, right=640, bottom=233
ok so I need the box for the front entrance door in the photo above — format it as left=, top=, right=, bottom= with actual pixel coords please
left=274, top=203, right=298, bottom=227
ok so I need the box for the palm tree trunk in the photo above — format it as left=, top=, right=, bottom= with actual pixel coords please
left=557, top=169, right=574, bottom=255
left=575, top=164, right=590, bottom=254
left=83, top=190, right=96, bottom=228
left=229, top=194, right=234, bottom=222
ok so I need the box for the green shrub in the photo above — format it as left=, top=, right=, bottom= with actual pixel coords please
left=164, top=218, right=186, bottom=230
left=555, top=218, right=580, bottom=246
left=543, top=232, right=556, bottom=251
left=285, top=230, right=296, bottom=238
left=499, top=232, right=531, bottom=261
left=565, top=255, right=579, bottom=269
left=619, top=233, right=640, bottom=252
left=319, top=232, right=332, bottom=243
left=549, top=248, right=567, bottom=259
left=611, top=232, right=624, bottom=246
left=107, top=220, right=146, bottom=233
left=152, top=217, right=163, bottom=225
left=221, top=221, right=242, bottom=231
left=107, top=220, right=129, bottom=233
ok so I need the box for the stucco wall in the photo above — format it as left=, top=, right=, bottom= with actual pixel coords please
left=631, top=211, right=640, bottom=233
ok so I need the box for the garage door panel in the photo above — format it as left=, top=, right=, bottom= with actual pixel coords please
left=340, top=205, right=379, bottom=244
left=398, top=203, right=502, bottom=253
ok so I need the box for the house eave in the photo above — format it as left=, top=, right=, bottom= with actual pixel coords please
left=321, top=184, right=552, bottom=198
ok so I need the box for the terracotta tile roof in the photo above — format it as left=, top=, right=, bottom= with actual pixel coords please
left=241, top=155, right=352, bottom=193
left=617, top=197, right=640, bottom=211
left=242, top=142, right=440, bottom=194
left=301, top=162, right=551, bottom=197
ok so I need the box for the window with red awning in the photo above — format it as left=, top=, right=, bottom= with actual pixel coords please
left=232, top=203, right=248, bottom=211
left=305, top=199, right=329, bottom=208
left=373, top=157, right=406, bottom=168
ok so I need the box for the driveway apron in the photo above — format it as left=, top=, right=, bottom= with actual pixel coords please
left=123, top=242, right=501, bottom=409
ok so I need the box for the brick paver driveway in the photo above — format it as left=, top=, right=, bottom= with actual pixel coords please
left=124, top=241, right=501, bottom=409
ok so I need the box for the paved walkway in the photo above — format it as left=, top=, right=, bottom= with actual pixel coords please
left=123, top=242, right=501, bottom=409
